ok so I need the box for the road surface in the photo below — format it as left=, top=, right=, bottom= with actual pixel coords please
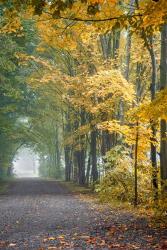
left=0, top=178, right=166, bottom=249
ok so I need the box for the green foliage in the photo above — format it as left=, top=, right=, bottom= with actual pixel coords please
left=0, top=18, right=40, bottom=178
left=103, top=145, right=129, bottom=170
left=96, top=146, right=152, bottom=204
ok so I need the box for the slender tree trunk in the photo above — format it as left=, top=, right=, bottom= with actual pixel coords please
left=113, top=28, right=120, bottom=59
left=142, top=34, right=158, bottom=200
left=100, top=32, right=112, bottom=60
left=86, top=154, right=91, bottom=186
left=134, top=120, right=139, bottom=206
left=151, top=125, right=158, bottom=199
left=55, top=125, right=61, bottom=178
left=124, top=0, right=135, bottom=81
left=73, top=150, right=78, bottom=182
left=124, top=30, right=131, bottom=81
left=64, top=146, right=71, bottom=181
left=148, top=37, right=158, bottom=200
left=77, top=109, right=86, bottom=185
left=160, top=25, right=167, bottom=193
left=91, top=130, right=98, bottom=182
left=77, top=149, right=85, bottom=185
left=64, top=110, right=72, bottom=181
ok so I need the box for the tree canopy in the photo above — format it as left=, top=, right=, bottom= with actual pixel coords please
left=0, top=0, right=167, bottom=212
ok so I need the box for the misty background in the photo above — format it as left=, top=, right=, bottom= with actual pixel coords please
left=13, top=148, right=39, bottom=177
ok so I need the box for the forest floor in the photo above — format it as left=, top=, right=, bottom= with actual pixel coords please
left=0, top=178, right=166, bottom=250
left=0, top=180, right=9, bottom=194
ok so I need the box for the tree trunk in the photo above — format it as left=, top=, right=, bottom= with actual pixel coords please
left=64, top=110, right=72, bottom=181
left=113, top=28, right=120, bottom=59
left=100, top=32, right=112, bottom=60
left=64, top=146, right=71, bottom=181
left=73, top=151, right=78, bottom=182
left=86, top=154, right=91, bottom=186
left=55, top=125, right=61, bottom=178
left=160, top=24, right=167, bottom=193
left=77, top=109, right=86, bottom=185
left=134, top=120, right=139, bottom=206
left=91, top=130, right=98, bottom=182
left=148, top=37, right=158, bottom=200
left=77, top=149, right=85, bottom=185
left=124, top=0, right=135, bottom=81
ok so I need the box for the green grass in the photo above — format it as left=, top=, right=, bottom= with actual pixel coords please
left=0, top=180, right=8, bottom=194
left=0, top=176, right=14, bottom=194
left=61, top=181, right=94, bottom=194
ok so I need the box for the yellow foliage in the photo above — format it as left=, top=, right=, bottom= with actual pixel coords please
left=0, top=10, right=22, bottom=34
left=67, top=69, right=134, bottom=118
left=138, top=89, right=167, bottom=121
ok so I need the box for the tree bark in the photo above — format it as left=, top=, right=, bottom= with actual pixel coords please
left=124, top=0, right=135, bottom=81
left=91, top=130, right=98, bottom=182
left=160, top=24, right=167, bottom=193
left=64, top=110, right=72, bottom=181
left=85, top=154, right=91, bottom=185
left=77, top=149, right=85, bottom=185
left=55, top=125, right=61, bottom=178
left=134, top=120, right=139, bottom=206
left=64, top=146, right=70, bottom=181
left=148, top=37, right=158, bottom=200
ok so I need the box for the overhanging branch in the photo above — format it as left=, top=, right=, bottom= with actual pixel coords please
left=44, top=11, right=143, bottom=22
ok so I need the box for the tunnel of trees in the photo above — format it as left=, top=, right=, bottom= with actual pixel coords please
left=0, top=0, right=167, bottom=206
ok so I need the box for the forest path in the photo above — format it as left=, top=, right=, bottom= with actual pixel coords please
left=0, top=178, right=166, bottom=250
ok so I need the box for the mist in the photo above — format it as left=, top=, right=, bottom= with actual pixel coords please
left=13, top=148, right=39, bottom=178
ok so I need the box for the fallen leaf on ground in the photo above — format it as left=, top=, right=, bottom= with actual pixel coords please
left=48, top=247, right=58, bottom=250
left=8, top=243, right=16, bottom=247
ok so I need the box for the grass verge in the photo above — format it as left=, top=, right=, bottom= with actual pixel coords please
left=61, top=181, right=94, bottom=195
left=0, top=180, right=9, bottom=194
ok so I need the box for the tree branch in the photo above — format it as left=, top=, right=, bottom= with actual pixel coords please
left=44, top=11, right=143, bottom=22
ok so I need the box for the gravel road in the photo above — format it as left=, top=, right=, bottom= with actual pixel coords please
left=0, top=178, right=166, bottom=250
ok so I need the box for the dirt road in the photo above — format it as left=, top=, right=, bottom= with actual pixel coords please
left=0, top=179, right=166, bottom=249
